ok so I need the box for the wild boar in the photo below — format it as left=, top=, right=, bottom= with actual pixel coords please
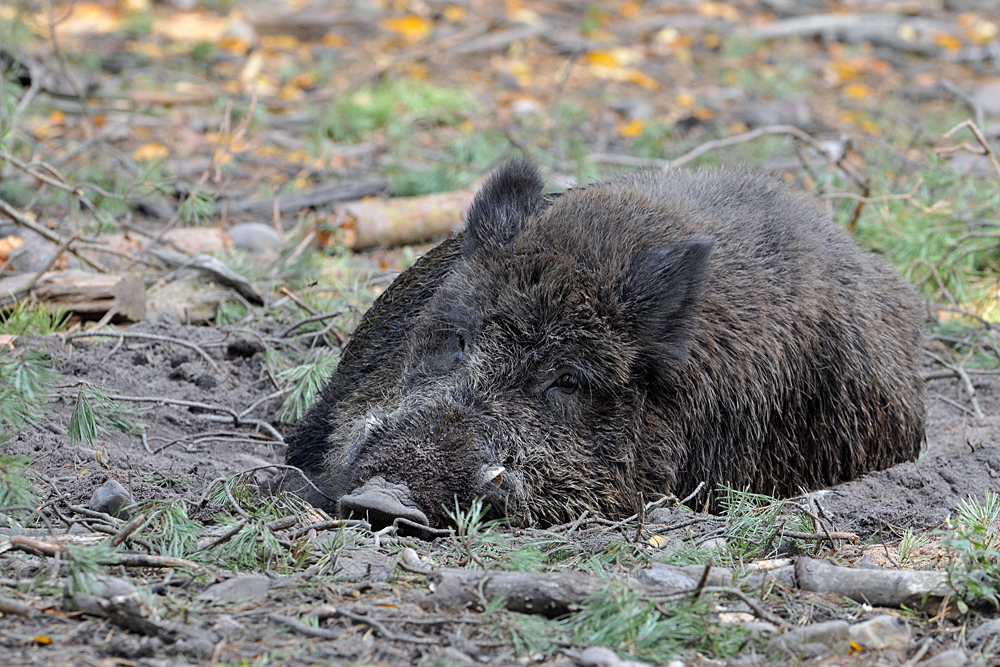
left=282, top=159, right=925, bottom=529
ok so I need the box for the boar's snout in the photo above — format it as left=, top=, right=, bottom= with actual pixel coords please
left=338, top=476, right=430, bottom=530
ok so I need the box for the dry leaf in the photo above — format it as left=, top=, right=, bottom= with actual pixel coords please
left=132, top=143, right=169, bottom=161
left=380, top=15, right=432, bottom=42
left=932, top=32, right=963, bottom=51
left=0, top=235, right=25, bottom=260
left=843, top=83, right=871, bottom=99
left=618, top=119, right=645, bottom=138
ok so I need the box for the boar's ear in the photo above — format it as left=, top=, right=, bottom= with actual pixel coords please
left=464, top=158, right=544, bottom=254
left=627, top=237, right=715, bottom=373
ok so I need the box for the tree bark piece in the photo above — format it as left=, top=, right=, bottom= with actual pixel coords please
left=332, top=188, right=476, bottom=250
left=0, top=269, right=146, bottom=321
left=423, top=568, right=602, bottom=617
left=795, top=557, right=952, bottom=610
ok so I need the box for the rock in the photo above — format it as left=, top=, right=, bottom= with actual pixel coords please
left=766, top=620, right=850, bottom=658
left=920, top=648, right=969, bottom=667
left=565, top=646, right=654, bottom=667
left=227, top=337, right=264, bottom=359
left=967, top=618, right=1000, bottom=648
left=193, top=374, right=217, bottom=390
left=849, top=614, right=911, bottom=650
left=611, top=98, right=653, bottom=120
left=332, top=551, right=395, bottom=583
left=229, top=222, right=283, bottom=254
left=89, top=575, right=138, bottom=599
left=89, top=479, right=132, bottom=519
left=195, top=574, right=270, bottom=604
left=973, top=81, right=1000, bottom=117
left=740, top=95, right=812, bottom=129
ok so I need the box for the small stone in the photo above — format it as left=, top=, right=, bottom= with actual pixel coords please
left=849, top=615, right=911, bottom=650
left=766, top=620, right=850, bottom=658
left=193, top=374, right=217, bottom=390
left=211, top=614, right=245, bottom=638
left=967, top=618, right=1000, bottom=647
left=227, top=337, right=264, bottom=359
left=973, top=81, right=1000, bottom=117
left=920, top=648, right=969, bottom=667
left=569, top=646, right=654, bottom=667
left=230, top=222, right=283, bottom=254
left=89, top=479, right=132, bottom=519
left=195, top=574, right=270, bottom=604
left=611, top=98, right=653, bottom=120
left=91, top=575, right=138, bottom=599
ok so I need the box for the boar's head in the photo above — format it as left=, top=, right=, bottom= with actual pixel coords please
left=326, top=159, right=714, bottom=529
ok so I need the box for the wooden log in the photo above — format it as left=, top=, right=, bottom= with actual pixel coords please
left=795, top=557, right=952, bottom=611
left=329, top=188, right=476, bottom=250
left=0, top=270, right=146, bottom=321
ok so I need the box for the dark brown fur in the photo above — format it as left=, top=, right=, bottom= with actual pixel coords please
left=285, top=160, right=925, bottom=527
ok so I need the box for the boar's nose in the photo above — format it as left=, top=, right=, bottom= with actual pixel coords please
left=338, top=476, right=430, bottom=530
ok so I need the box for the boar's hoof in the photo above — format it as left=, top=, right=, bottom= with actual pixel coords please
left=338, top=476, right=430, bottom=530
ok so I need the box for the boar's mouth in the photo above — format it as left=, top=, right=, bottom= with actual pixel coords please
left=338, top=476, right=431, bottom=531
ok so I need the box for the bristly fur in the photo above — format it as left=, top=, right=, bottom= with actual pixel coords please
left=282, top=160, right=926, bottom=527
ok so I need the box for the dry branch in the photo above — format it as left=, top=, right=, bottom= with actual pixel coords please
left=795, top=557, right=952, bottom=610
left=0, top=269, right=145, bottom=321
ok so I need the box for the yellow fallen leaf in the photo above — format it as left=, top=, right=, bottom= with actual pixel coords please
left=858, top=118, right=881, bottom=135
left=323, top=33, right=346, bottom=47
left=676, top=92, right=696, bottom=108
left=968, top=20, right=999, bottom=45
left=897, top=23, right=917, bottom=42
left=152, top=11, right=229, bottom=43
left=239, top=51, right=264, bottom=89
left=620, top=2, right=640, bottom=19
left=49, top=2, right=121, bottom=36
left=261, top=35, right=300, bottom=52
left=933, top=32, right=963, bottom=51
left=627, top=69, right=658, bottom=91
left=133, top=143, right=169, bottom=161
left=703, top=32, right=720, bottom=48
left=696, top=1, right=740, bottom=21
left=694, top=107, right=716, bottom=121
left=647, top=534, right=668, bottom=548
left=655, top=27, right=679, bottom=46
left=444, top=5, right=466, bottom=22
left=842, top=83, right=870, bottom=99
left=32, top=636, right=51, bottom=645
left=381, top=15, right=432, bottom=42
left=0, top=235, right=24, bottom=259
left=618, top=119, right=645, bottom=138
left=586, top=50, right=621, bottom=67
left=220, top=35, right=251, bottom=56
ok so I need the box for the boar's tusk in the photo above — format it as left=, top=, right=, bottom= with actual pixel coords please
left=483, top=466, right=505, bottom=486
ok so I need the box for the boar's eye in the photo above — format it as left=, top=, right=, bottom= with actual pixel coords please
left=548, top=372, right=579, bottom=395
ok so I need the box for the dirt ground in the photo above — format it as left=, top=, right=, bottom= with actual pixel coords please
left=0, top=311, right=998, bottom=667
left=3, top=0, right=1000, bottom=664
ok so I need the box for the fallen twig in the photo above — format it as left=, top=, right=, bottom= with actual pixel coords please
left=65, top=330, right=221, bottom=373
left=795, top=556, right=951, bottom=610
